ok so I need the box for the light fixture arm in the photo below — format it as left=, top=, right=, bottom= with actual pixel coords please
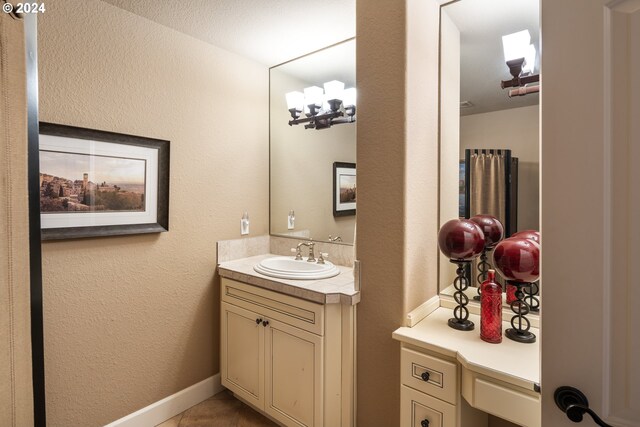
left=289, top=109, right=356, bottom=130
left=501, top=57, right=540, bottom=88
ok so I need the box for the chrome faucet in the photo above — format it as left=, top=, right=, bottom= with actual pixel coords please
left=296, top=239, right=316, bottom=262
left=328, top=235, right=342, bottom=242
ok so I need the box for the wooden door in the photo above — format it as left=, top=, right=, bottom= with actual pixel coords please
left=541, top=0, right=640, bottom=425
left=221, top=302, right=264, bottom=409
left=264, top=318, right=323, bottom=427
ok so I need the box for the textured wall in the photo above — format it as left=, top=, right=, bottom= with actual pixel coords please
left=439, top=9, right=461, bottom=294
left=38, top=1, right=268, bottom=425
left=0, top=13, right=34, bottom=427
left=355, top=0, right=439, bottom=425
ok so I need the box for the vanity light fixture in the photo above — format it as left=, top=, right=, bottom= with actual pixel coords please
left=500, top=30, right=540, bottom=97
left=285, top=80, right=356, bottom=130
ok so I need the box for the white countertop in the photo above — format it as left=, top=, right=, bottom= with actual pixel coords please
left=393, top=307, right=540, bottom=391
left=218, top=254, right=360, bottom=305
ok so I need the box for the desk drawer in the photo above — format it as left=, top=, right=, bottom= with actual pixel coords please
left=462, top=369, right=540, bottom=427
left=401, top=385, right=456, bottom=427
left=222, top=278, right=324, bottom=336
left=401, top=347, right=457, bottom=404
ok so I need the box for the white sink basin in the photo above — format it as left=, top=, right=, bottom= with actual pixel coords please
left=254, top=256, right=340, bottom=280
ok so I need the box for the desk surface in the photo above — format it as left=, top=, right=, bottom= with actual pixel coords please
left=393, top=307, right=540, bottom=391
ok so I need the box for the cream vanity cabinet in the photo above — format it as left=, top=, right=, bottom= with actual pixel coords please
left=220, top=277, right=355, bottom=427
left=394, top=304, right=541, bottom=427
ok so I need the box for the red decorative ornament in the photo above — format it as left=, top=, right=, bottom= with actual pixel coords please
left=438, top=219, right=485, bottom=261
left=493, top=238, right=540, bottom=283
left=480, top=270, right=502, bottom=344
left=470, top=215, right=504, bottom=249
left=511, top=229, right=541, bottom=245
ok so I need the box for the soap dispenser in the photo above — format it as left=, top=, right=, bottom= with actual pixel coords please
left=480, top=269, right=502, bottom=344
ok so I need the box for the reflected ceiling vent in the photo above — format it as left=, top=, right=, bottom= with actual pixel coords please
left=460, top=101, right=474, bottom=109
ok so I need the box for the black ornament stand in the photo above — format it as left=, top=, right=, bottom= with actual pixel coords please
left=505, top=281, right=536, bottom=343
left=473, top=249, right=490, bottom=301
left=523, top=281, right=540, bottom=313
left=448, top=260, right=475, bottom=331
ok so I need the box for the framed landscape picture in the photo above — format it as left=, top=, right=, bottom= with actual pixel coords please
left=38, top=122, right=170, bottom=240
left=333, top=162, right=356, bottom=217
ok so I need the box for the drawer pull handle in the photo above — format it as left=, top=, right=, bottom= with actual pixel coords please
left=421, top=371, right=430, bottom=382
left=262, top=320, right=270, bottom=327
left=256, top=318, right=262, bottom=325
left=421, top=419, right=430, bottom=427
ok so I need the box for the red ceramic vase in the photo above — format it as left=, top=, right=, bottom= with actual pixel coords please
left=511, top=230, right=541, bottom=245
left=493, top=237, right=540, bottom=283
left=480, top=270, right=502, bottom=344
left=470, top=215, right=504, bottom=249
left=438, top=219, right=485, bottom=261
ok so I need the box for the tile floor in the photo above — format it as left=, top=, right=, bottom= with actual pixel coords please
left=155, top=390, right=278, bottom=427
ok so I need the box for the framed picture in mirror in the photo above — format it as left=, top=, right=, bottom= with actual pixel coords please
left=333, top=162, right=356, bottom=217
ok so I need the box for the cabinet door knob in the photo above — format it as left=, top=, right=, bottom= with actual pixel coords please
left=256, top=318, right=262, bottom=325
left=262, top=320, right=269, bottom=327
left=421, top=371, right=430, bottom=382
left=421, top=419, right=430, bottom=427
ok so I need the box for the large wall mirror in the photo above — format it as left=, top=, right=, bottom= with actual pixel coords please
left=270, top=39, right=356, bottom=244
left=438, top=1, right=540, bottom=310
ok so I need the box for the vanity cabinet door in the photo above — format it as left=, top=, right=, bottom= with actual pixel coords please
left=221, top=302, right=264, bottom=410
left=401, top=385, right=456, bottom=427
left=265, top=318, right=323, bottom=427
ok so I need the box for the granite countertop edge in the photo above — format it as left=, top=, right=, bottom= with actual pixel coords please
left=218, top=254, right=359, bottom=306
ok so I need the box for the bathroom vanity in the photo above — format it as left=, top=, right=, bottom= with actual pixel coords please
left=393, top=298, right=540, bottom=427
left=218, top=253, right=358, bottom=427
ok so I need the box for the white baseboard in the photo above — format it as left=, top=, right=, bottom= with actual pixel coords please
left=104, top=374, right=223, bottom=427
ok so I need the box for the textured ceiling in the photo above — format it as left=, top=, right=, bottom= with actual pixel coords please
left=445, top=0, right=540, bottom=115
left=101, top=0, right=356, bottom=66
left=101, top=0, right=537, bottom=115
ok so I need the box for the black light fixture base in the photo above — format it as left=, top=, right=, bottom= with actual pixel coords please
left=327, top=98, right=342, bottom=112
left=505, top=328, right=536, bottom=343
left=448, top=318, right=475, bottom=331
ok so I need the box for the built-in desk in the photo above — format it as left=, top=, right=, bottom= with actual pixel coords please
left=393, top=302, right=540, bottom=427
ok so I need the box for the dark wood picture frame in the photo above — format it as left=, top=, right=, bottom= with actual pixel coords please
left=333, top=161, right=356, bottom=217
left=38, top=122, right=170, bottom=240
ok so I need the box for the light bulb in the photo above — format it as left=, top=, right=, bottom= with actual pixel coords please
left=502, top=30, right=531, bottom=62
left=285, top=91, right=304, bottom=110
left=523, top=44, right=537, bottom=73
left=343, top=88, right=357, bottom=107
left=323, top=80, right=345, bottom=101
left=303, top=86, right=323, bottom=107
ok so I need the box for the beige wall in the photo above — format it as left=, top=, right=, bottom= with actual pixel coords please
left=356, top=0, right=440, bottom=424
left=38, top=1, right=268, bottom=425
left=0, top=13, right=34, bottom=427
left=439, top=9, right=461, bottom=291
left=460, top=105, right=540, bottom=232
left=270, top=68, right=356, bottom=243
